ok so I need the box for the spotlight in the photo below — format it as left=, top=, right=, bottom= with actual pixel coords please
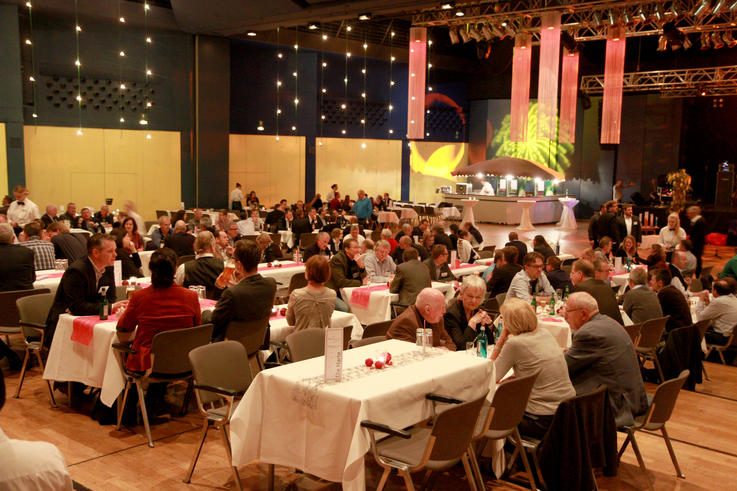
left=723, top=30, right=737, bottom=47
left=657, top=34, right=668, bottom=51
left=455, top=10, right=464, bottom=17
left=683, top=35, right=692, bottom=49
left=503, top=21, right=516, bottom=37
left=608, top=10, right=618, bottom=25
left=440, top=2, right=455, bottom=9
left=654, top=4, right=664, bottom=21
left=257, top=121, right=264, bottom=131
left=358, top=13, right=371, bottom=21
left=622, top=10, right=632, bottom=24
left=592, top=12, right=602, bottom=27
left=692, top=0, right=710, bottom=17
left=701, top=31, right=712, bottom=49
left=307, top=22, right=320, bottom=30
left=491, top=24, right=506, bottom=38
left=670, top=4, right=680, bottom=17
left=712, top=31, right=725, bottom=48
left=459, top=27, right=471, bottom=43
left=662, top=21, right=689, bottom=49
left=469, top=25, right=483, bottom=41
left=636, top=6, right=647, bottom=22
left=713, top=0, right=727, bottom=14
left=246, top=31, right=257, bottom=37
left=481, top=24, right=493, bottom=40
left=448, top=27, right=460, bottom=44
left=730, top=0, right=737, bottom=11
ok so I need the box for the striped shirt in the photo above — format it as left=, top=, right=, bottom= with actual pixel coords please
left=21, top=238, right=56, bottom=271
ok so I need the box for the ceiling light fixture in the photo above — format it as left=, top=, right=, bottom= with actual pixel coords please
left=247, top=31, right=257, bottom=37
left=358, top=13, right=371, bottom=21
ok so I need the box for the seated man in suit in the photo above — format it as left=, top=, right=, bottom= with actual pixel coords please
left=164, top=220, right=195, bottom=257
left=41, top=204, right=61, bottom=227
left=74, top=207, right=102, bottom=233
left=648, top=267, right=692, bottom=333
left=46, top=222, right=87, bottom=262
left=150, top=215, right=173, bottom=249
left=699, top=278, right=737, bottom=345
left=564, top=291, right=649, bottom=426
left=94, top=204, right=115, bottom=227
left=622, top=267, right=663, bottom=324
left=508, top=252, right=554, bottom=302
left=570, top=259, right=624, bottom=324
left=0, top=223, right=36, bottom=292
left=59, top=202, right=77, bottom=224
left=291, top=209, right=312, bottom=247
left=505, top=231, right=527, bottom=265
left=209, top=239, right=277, bottom=341
left=390, top=248, right=431, bottom=306
left=423, top=244, right=456, bottom=283
left=175, top=231, right=225, bottom=300
left=326, top=237, right=368, bottom=311
left=486, top=246, right=522, bottom=297
left=391, top=235, right=428, bottom=265
left=304, top=231, right=332, bottom=261
left=461, top=221, right=483, bottom=247
left=544, top=255, right=572, bottom=292
left=45, top=233, right=123, bottom=346
left=386, top=287, right=455, bottom=349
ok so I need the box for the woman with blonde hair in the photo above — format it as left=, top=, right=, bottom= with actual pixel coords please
left=491, top=298, right=575, bottom=438
left=658, top=213, right=686, bottom=253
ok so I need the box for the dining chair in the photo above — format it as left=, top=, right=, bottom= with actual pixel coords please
left=183, top=340, right=252, bottom=490
left=467, top=370, right=540, bottom=490
left=635, top=315, right=669, bottom=382
left=618, top=370, right=689, bottom=491
left=349, top=336, right=386, bottom=348
left=225, top=317, right=270, bottom=376
left=287, top=272, right=308, bottom=295
left=0, top=288, right=51, bottom=346
left=623, top=322, right=642, bottom=346
left=362, top=320, right=393, bottom=339
left=13, top=292, right=56, bottom=407
left=113, top=323, right=213, bottom=447
left=691, top=318, right=712, bottom=380
left=495, top=292, right=507, bottom=308
left=285, top=328, right=324, bottom=362
left=704, top=326, right=737, bottom=365
left=176, top=255, right=196, bottom=268
left=362, top=391, right=488, bottom=491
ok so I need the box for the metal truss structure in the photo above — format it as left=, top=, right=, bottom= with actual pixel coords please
left=580, top=65, right=737, bottom=96
left=412, top=0, right=737, bottom=41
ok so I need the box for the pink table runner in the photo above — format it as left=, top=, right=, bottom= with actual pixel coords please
left=71, top=314, right=118, bottom=346
left=451, top=264, right=481, bottom=272
left=36, top=271, right=65, bottom=281
left=540, top=317, right=564, bottom=323
left=350, top=284, right=389, bottom=309
left=198, top=298, right=217, bottom=308
left=258, top=262, right=300, bottom=272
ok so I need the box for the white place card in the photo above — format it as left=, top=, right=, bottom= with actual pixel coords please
left=114, top=260, right=122, bottom=286
left=450, top=250, right=458, bottom=266
left=324, top=327, right=343, bottom=383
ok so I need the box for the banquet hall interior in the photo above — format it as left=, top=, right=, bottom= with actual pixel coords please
left=1, top=0, right=737, bottom=490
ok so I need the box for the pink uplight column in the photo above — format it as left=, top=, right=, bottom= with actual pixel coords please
left=510, top=33, right=532, bottom=142
left=601, top=26, right=626, bottom=144
left=406, top=27, right=427, bottom=140
left=537, top=11, right=561, bottom=140
left=559, top=48, right=579, bottom=143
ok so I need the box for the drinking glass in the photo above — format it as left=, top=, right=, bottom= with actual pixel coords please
left=466, top=342, right=476, bottom=355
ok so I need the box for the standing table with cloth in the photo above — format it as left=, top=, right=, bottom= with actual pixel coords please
left=460, top=199, right=478, bottom=226
left=556, top=197, right=579, bottom=230
left=229, top=339, right=494, bottom=491
left=516, top=199, right=536, bottom=231
left=342, top=282, right=454, bottom=325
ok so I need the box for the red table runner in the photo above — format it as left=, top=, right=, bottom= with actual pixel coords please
left=350, top=284, right=389, bottom=309
left=451, top=264, right=481, bottom=272
left=71, top=314, right=118, bottom=346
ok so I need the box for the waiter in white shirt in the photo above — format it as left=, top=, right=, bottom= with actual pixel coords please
left=6, top=185, right=40, bottom=234
left=230, top=183, right=244, bottom=211
left=326, top=183, right=338, bottom=202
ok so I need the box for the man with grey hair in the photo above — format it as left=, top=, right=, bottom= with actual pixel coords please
left=571, top=259, right=624, bottom=324
left=351, top=189, right=373, bottom=228
left=175, top=230, right=224, bottom=299
left=304, top=231, right=332, bottom=261
left=164, top=220, right=195, bottom=257
left=669, top=250, right=710, bottom=302
left=564, top=291, right=648, bottom=426
left=622, top=267, right=663, bottom=324
left=380, top=227, right=398, bottom=253
left=150, top=215, right=172, bottom=249
left=364, top=239, right=396, bottom=283
left=41, top=204, right=60, bottom=227
left=94, top=204, right=115, bottom=226
left=386, top=287, right=455, bottom=349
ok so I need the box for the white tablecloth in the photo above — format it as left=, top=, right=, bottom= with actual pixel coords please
left=342, top=281, right=455, bottom=325
left=33, top=270, right=64, bottom=294
left=450, top=263, right=488, bottom=278
left=641, top=235, right=658, bottom=250
left=138, top=250, right=154, bottom=276
left=258, top=261, right=306, bottom=287
left=230, top=339, right=494, bottom=490
left=438, top=206, right=461, bottom=220
left=377, top=211, right=399, bottom=224
left=269, top=306, right=364, bottom=343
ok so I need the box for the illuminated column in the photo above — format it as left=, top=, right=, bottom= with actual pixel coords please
left=406, top=27, right=427, bottom=140
left=559, top=48, right=579, bottom=143
left=510, top=33, right=532, bottom=142
left=537, top=11, right=561, bottom=140
left=601, top=25, right=626, bottom=144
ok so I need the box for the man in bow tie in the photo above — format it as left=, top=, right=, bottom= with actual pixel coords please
left=6, top=185, right=40, bottom=235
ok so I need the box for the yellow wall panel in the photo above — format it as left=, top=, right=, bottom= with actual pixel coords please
left=23, top=126, right=180, bottom=220
left=228, top=134, right=305, bottom=208
left=0, top=123, right=7, bottom=195
left=409, top=141, right=466, bottom=203
left=315, top=138, right=401, bottom=202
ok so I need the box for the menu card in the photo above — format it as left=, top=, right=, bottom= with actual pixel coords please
left=114, top=260, right=122, bottom=286
left=324, top=327, right=343, bottom=383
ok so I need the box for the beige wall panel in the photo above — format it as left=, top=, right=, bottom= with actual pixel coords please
left=409, top=141, right=466, bottom=203
left=315, top=138, right=401, bottom=201
left=229, top=134, right=305, bottom=207
left=24, top=126, right=180, bottom=221
left=0, top=123, right=7, bottom=195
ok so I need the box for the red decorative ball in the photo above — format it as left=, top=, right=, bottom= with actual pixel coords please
left=280, top=308, right=287, bottom=316
left=384, top=352, right=392, bottom=363
left=374, top=360, right=384, bottom=369
left=267, top=262, right=272, bottom=267
left=122, top=280, right=129, bottom=286
left=365, top=358, right=373, bottom=367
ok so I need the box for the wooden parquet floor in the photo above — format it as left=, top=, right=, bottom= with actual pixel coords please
left=1, top=221, right=735, bottom=490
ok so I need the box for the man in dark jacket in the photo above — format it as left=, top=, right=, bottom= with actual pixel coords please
left=505, top=231, right=527, bottom=265
left=46, top=222, right=87, bottom=263
left=390, top=248, right=431, bottom=306
left=571, top=259, right=624, bottom=325
left=0, top=223, right=35, bottom=292
left=487, top=246, right=522, bottom=296
left=423, top=244, right=456, bottom=282
left=685, top=205, right=707, bottom=276
left=649, top=268, right=692, bottom=333
left=326, top=238, right=367, bottom=310
left=544, top=255, right=573, bottom=292
left=164, top=220, right=195, bottom=257
left=176, top=231, right=224, bottom=300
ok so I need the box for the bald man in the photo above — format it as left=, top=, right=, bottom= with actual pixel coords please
left=164, top=220, right=195, bottom=257
left=386, top=288, right=455, bottom=350
left=563, top=292, right=647, bottom=426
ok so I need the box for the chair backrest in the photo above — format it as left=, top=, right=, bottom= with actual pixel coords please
left=269, top=233, right=281, bottom=247
left=287, top=272, right=308, bottom=295
left=286, top=328, right=324, bottom=362
left=645, top=370, right=689, bottom=428
left=495, top=292, right=507, bottom=308
left=430, top=392, right=488, bottom=461
left=224, top=317, right=270, bottom=356
left=350, top=336, right=386, bottom=348
left=371, top=230, right=382, bottom=242
left=638, top=316, right=669, bottom=348
left=176, top=255, right=196, bottom=268
left=16, top=292, right=55, bottom=338
left=483, top=370, right=540, bottom=437
left=150, top=323, right=213, bottom=375
left=1, top=289, right=51, bottom=327
left=299, top=233, right=317, bottom=251
left=689, top=277, right=704, bottom=292
left=189, top=340, right=253, bottom=406
left=562, top=258, right=576, bottom=267
left=624, top=322, right=642, bottom=346
left=481, top=245, right=496, bottom=253
left=362, top=320, right=393, bottom=339
left=692, top=318, right=712, bottom=341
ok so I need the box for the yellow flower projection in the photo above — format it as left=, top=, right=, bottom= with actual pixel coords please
left=409, top=142, right=465, bottom=180
left=490, top=102, right=573, bottom=173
